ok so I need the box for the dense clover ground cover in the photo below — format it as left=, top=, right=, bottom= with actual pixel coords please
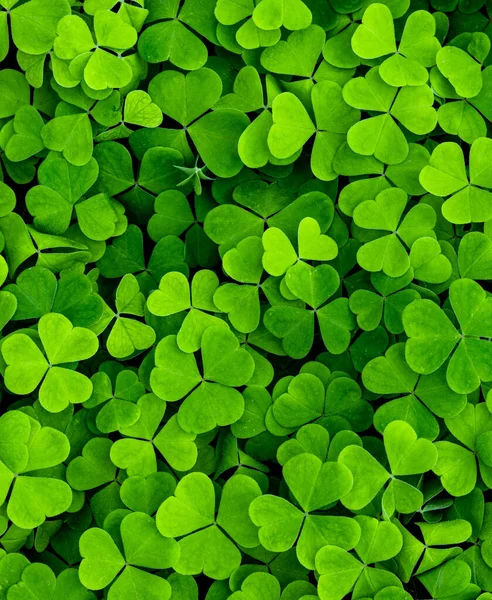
left=2, top=0, right=492, bottom=599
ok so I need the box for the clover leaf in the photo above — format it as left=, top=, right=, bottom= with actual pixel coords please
left=157, top=472, right=260, bottom=579
left=420, top=138, right=492, bottom=224
left=403, top=278, right=492, bottom=394
left=2, top=312, right=99, bottom=412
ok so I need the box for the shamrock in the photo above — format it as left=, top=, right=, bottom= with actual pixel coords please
left=352, top=187, right=440, bottom=278
left=79, top=512, right=178, bottom=597
left=431, top=402, right=492, bottom=496
left=147, top=270, right=227, bottom=352
left=150, top=327, right=254, bottom=434
left=103, top=274, right=156, bottom=359
left=363, top=342, right=466, bottom=440
left=343, top=67, right=437, bottom=164
left=349, top=269, right=420, bottom=334
left=419, top=138, right=492, bottom=224
left=213, top=236, right=263, bottom=333
left=53, top=10, right=137, bottom=91
left=137, top=0, right=215, bottom=70
left=96, top=225, right=189, bottom=293
left=338, top=421, right=437, bottom=517
left=0, top=410, right=72, bottom=529
left=315, top=516, right=404, bottom=600
left=403, top=278, right=492, bottom=394
left=5, top=266, right=103, bottom=327
left=267, top=82, right=360, bottom=180
left=205, top=189, right=335, bottom=255
left=83, top=364, right=145, bottom=434
left=25, top=156, right=98, bottom=235
left=263, top=261, right=355, bottom=359
left=2, top=312, right=99, bottom=412
left=148, top=68, right=249, bottom=177
left=352, top=5, right=441, bottom=87
left=110, top=392, right=198, bottom=474
left=250, top=451, right=357, bottom=569
left=156, top=472, right=261, bottom=579
left=271, top=374, right=372, bottom=434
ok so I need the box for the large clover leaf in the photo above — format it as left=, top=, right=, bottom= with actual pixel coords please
left=403, top=278, right=492, bottom=394
left=419, top=137, right=492, bottom=224
left=2, top=312, right=99, bottom=412
left=156, top=472, right=261, bottom=579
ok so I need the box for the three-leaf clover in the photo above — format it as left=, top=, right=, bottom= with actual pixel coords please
left=156, top=472, right=261, bottom=579
left=150, top=327, right=254, bottom=434
left=403, top=278, right=492, bottom=394
left=250, top=451, right=357, bottom=569
left=79, top=512, right=177, bottom=597
left=419, top=137, right=492, bottom=224
left=2, top=312, right=99, bottom=412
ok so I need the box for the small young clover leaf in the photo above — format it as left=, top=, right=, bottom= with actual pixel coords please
left=150, top=327, right=254, bottom=434
left=215, top=0, right=277, bottom=50
left=4, top=266, right=103, bottom=328
left=96, top=225, right=189, bottom=290
left=349, top=269, right=420, bottom=334
left=363, top=342, right=466, bottom=440
left=263, top=260, right=355, bottom=359
left=315, top=516, right=404, bottom=600
left=156, top=472, right=261, bottom=579
left=0, top=410, right=72, bottom=529
left=213, top=237, right=263, bottom=333
left=403, top=278, right=492, bottom=394
left=54, top=10, right=137, bottom=91
left=352, top=5, right=440, bottom=87
left=83, top=365, right=145, bottom=434
left=353, top=187, right=438, bottom=278
left=79, top=512, right=177, bottom=597
left=105, top=274, right=156, bottom=359
left=262, top=217, right=338, bottom=277
left=2, top=312, right=99, bottom=412
left=25, top=156, right=99, bottom=235
left=109, top=392, right=181, bottom=475
left=271, top=374, right=372, bottom=434
left=419, top=138, right=492, bottom=224
left=267, top=82, right=360, bottom=180
left=147, top=270, right=227, bottom=353
left=343, top=67, right=437, bottom=164
left=249, top=451, right=358, bottom=569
